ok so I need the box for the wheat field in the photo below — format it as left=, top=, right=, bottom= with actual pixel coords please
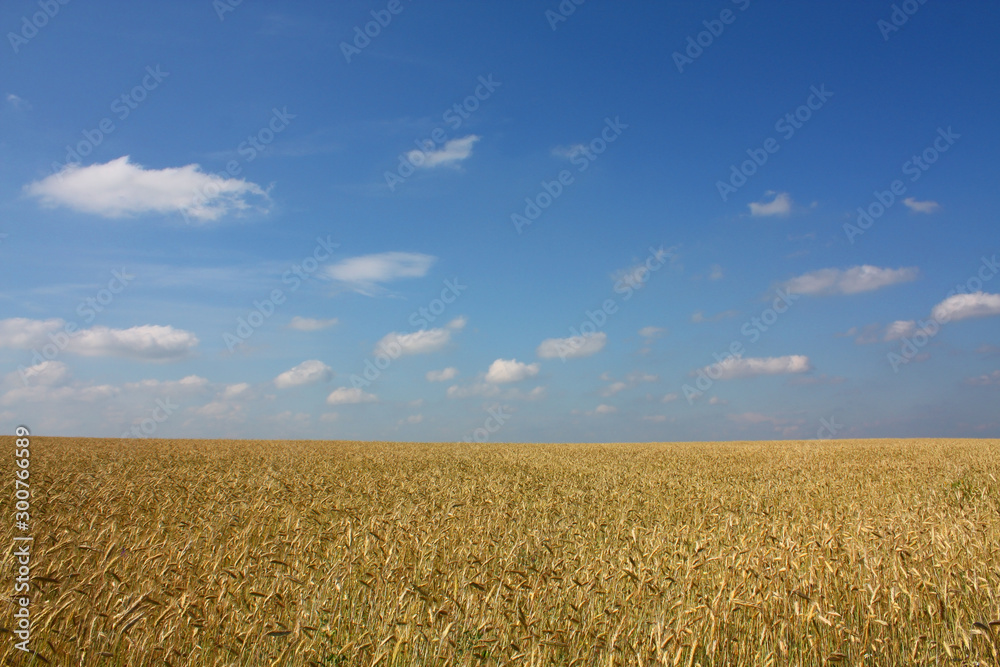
left=1, top=437, right=999, bottom=666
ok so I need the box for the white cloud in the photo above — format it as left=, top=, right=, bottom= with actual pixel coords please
left=708, top=396, right=728, bottom=405
left=593, top=404, right=617, bottom=415
left=536, top=332, right=607, bottom=359
left=66, top=325, right=199, bottom=361
left=6, top=360, right=70, bottom=387
left=0, top=318, right=63, bottom=348
left=883, top=320, right=916, bottom=341
left=326, top=387, right=377, bottom=405
left=326, top=252, right=435, bottom=295
left=405, top=414, right=424, bottom=424
left=931, top=292, right=1000, bottom=323
left=638, top=326, right=667, bottom=339
left=426, top=367, right=458, bottom=382
left=780, top=265, right=918, bottom=296
left=221, top=383, right=253, bottom=400
left=407, top=135, right=480, bottom=168
left=903, top=197, right=940, bottom=214
left=661, top=392, right=679, bottom=403
left=700, top=355, right=811, bottom=380
left=0, top=319, right=199, bottom=361
left=485, top=359, right=540, bottom=384
left=708, top=264, right=724, bottom=280
left=24, top=156, right=269, bottom=222
left=376, top=319, right=465, bottom=357
left=601, top=381, right=627, bottom=397
left=748, top=191, right=792, bottom=217
left=1, top=361, right=117, bottom=407
left=274, top=360, right=334, bottom=389
left=288, top=317, right=338, bottom=331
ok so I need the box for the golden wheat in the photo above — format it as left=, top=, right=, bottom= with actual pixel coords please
left=1, top=437, right=998, bottom=666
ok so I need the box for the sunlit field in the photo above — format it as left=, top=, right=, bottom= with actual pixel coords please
left=3, top=437, right=999, bottom=666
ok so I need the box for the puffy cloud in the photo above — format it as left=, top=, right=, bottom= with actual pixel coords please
left=326, top=387, right=377, bottom=405
left=883, top=320, right=916, bottom=341
left=780, top=265, right=918, bottom=296
left=748, top=191, right=792, bottom=217
left=661, top=393, right=679, bottom=403
left=638, top=326, right=667, bottom=339
left=287, top=317, right=338, bottom=331
left=407, top=135, right=480, bottom=168
left=700, top=355, right=811, bottom=380
left=426, top=367, right=458, bottom=382
left=536, top=332, right=607, bottom=360
left=0, top=318, right=198, bottom=361
left=484, top=359, right=540, bottom=384
left=274, top=360, right=334, bottom=389
left=326, top=252, right=435, bottom=295
left=24, top=156, right=269, bottom=222
left=903, top=198, right=940, bottom=214
left=67, top=325, right=198, bottom=361
left=0, top=318, right=64, bottom=348
left=593, top=404, right=617, bottom=415
left=931, top=292, right=1000, bottom=323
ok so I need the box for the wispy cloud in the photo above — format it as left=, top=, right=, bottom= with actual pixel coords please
left=903, top=197, right=940, bottom=214
left=24, top=156, right=270, bottom=222
left=326, top=251, right=435, bottom=295
left=780, top=265, right=918, bottom=296
left=698, top=355, right=811, bottom=380
left=326, top=387, right=377, bottom=405
left=407, top=135, right=480, bottom=168
left=536, top=332, right=607, bottom=359
left=425, top=367, right=458, bottom=382
left=287, top=317, right=338, bottom=331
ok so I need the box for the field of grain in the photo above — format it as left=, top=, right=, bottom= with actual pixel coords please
left=1, top=437, right=999, bottom=666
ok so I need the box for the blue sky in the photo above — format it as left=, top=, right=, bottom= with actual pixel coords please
left=1, top=0, right=998, bottom=442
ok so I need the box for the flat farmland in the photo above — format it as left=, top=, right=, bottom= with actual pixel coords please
left=2, top=437, right=999, bottom=666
